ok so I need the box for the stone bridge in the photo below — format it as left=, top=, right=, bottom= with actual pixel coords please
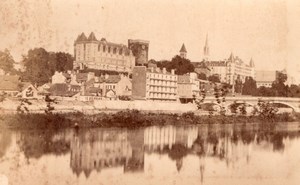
left=199, top=96, right=300, bottom=113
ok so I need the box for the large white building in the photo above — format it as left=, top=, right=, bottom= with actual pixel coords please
left=73, top=32, right=136, bottom=73
left=132, top=66, right=178, bottom=101
left=201, top=35, right=255, bottom=84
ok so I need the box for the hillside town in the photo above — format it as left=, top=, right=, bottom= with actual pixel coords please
left=0, top=32, right=299, bottom=109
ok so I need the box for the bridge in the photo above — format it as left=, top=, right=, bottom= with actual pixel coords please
left=198, top=96, right=300, bottom=113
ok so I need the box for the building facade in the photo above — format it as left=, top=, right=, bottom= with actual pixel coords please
left=255, top=70, right=277, bottom=88
left=205, top=53, right=255, bottom=85
left=177, top=73, right=200, bottom=103
left=132, top=66, right=177, bottom=101
left=73, top=32, right=136, bottom=73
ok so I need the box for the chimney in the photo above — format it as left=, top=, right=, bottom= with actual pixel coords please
left=151, top=67, right=154, bottom=73
left=171, top=69, right=175, bottom=75
left=163, top=68, right=166, bottom=74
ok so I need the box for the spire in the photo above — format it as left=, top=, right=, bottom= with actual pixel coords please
left=180, top=43, right=187, bottom=53
left=249, top=57, right=254, bottom=67
left=203, top=34, right=209, bottom=60
left=228, top=52, right=234, bottom=61
left=179, top=43, right=187, bottom=59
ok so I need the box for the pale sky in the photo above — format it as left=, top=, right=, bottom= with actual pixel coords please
left=0, top=0, right=299, bottom=82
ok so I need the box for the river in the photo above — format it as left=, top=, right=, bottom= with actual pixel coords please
left=1, top=123, right=300, bottom=185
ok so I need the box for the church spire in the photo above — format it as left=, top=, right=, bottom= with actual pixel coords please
left=203, top=34, right=209, bottom=61
left=249, top=57, right=255, bottom=67
left=179, top=43, right=187, bottom=59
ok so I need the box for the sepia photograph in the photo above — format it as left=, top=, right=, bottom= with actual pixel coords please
left=0, top=0, right=300, bottom=184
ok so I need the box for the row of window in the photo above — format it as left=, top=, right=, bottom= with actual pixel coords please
left=148, top=93, right=176, bottom=99
left=148, top=86, right=177, bottom=93
left=147, top=73, right=177, bottom=81
left=148, top=80, right=177, bottom=87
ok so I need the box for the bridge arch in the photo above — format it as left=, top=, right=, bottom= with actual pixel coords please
left=226, top=101, right=256, bottom=114
left=269, top=101, right=297, bottom=111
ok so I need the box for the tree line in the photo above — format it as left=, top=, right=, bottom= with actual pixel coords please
left=0, top=48, right=73, bottom=86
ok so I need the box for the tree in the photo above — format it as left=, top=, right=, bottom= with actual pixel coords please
left=0, top=49, right=16, bottom=74
left=157, top=55, right=194, bottom=75
left=21, top=48, right=52, bottom=86
left=21, top=48, right=74, bottom=86
left=242, top=77, right=257, bottom=96
left=208, top=74, right=220, bottom=83
left=257, top=86, right=275, bottom=97
left=288, top=84, right=300, bottom=97
left=234, top=75, right=243, bottom=94
left=198, top=73, right=207, bottom=80
left=55, top=52, right=73, bottom=72
left=272, top=72, right=288, bottom=97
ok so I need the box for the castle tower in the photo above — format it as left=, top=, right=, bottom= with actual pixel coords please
left=203, top=34, right=209, bottom=61
left=179, top=43, right=187, bottom=59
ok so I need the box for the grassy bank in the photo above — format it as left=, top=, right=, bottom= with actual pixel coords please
left=0, top=110, right=299, bottom=130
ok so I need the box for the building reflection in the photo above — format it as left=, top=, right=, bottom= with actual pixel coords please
left=70, top=128, right=145, bottom=177
left=67, top=124, right=300, bottom=179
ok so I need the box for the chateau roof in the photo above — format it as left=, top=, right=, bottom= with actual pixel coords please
left=87, top=32, right=98, bottom=41
left=179, top=44, right=187, bottom=53
left=76, top=33, right=88, bottom=42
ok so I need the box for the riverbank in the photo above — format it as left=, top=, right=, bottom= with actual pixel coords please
left=1, top=109, right=299, bottom=130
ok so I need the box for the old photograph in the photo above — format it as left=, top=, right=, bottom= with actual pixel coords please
left=0, top=0, right=300, bottom=184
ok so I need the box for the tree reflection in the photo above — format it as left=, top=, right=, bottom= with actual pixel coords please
left=0, top=130, right=12, bottom=158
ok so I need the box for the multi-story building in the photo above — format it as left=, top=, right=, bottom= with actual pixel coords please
left=204, top=53, right=255, bottom=85
left=73, top=32, right=136, bottom=73
left=132, top=66, right=177, bottom=101
left=128, top=39, right=149, bottom=66
left=177, top=72, right=200, bottom=103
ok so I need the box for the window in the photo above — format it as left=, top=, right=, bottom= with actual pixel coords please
left=98, top=44, right=101, bottom=51
left=103, top=46, right=106, bottom=52
left=119, top=48, right=123, bottom=55
left=113, top=48, right=117, bottom=54
left=108, top=47, right=111, bottom=53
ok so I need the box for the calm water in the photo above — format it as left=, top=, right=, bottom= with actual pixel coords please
left=1, top=123, right=300, bottom=185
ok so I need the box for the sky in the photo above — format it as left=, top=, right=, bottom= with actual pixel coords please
left=0, top=0, right=299, bottom=82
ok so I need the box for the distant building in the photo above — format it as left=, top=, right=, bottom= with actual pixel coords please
left=256, top=70, right=276, bottom=88
left=20, top=83, right=39, bottom=99
left=73, top=32, right=135, bottom=73
left=128, top=39, right=149, bottom=66
left=204, top=53, right=255, bottom=85
left=192, top=62, right=211, bottom=77
left=179, top=43, right=187, bottom=59
left=177, top=73, right=200, bottom=103
left=132, top=66, right=177, bottom=101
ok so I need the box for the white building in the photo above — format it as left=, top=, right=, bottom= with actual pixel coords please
left=73, top=32, right=136, bottom=73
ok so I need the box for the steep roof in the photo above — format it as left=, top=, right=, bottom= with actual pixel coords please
left=179, top=44, right=187, bottom=53
left=87, top=32, right=97, bottom=41
left=0, top=75, right=19, bottom=91
left=75, top=33, right=88, bottom=42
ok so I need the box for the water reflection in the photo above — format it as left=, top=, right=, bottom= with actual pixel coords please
left=1, top=123, right=300, bottom=184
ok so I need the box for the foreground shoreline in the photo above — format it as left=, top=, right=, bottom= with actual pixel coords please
left=1, top=109, right=299, bottom=130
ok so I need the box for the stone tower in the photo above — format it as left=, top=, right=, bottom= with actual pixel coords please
left=179, top=43, right=187, bottom=59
